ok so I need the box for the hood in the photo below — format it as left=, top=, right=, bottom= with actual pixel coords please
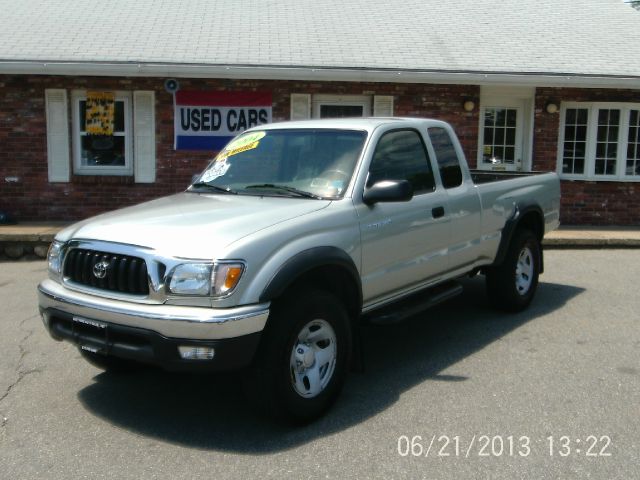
left=57, top=193, right=331, bottom=259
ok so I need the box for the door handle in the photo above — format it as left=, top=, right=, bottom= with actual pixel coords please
left=432, top=206, right=445, bottom=218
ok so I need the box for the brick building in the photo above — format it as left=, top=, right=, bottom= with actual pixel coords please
left=1, top=0, right=639, bottom=225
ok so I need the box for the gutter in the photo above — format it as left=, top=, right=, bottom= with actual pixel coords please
left=1, top=60, right=640, bottom=89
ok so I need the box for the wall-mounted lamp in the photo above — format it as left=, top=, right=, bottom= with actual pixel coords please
left=463, top=99, right=475, bottom=112
left=545, top=101, right=559, bottom=114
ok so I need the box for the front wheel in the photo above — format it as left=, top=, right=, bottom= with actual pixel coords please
left=245, top=289, right=351, bottom=423
left=486, top=229, right=541, bottom=312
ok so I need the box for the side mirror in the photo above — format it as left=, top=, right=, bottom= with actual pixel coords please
left=363, top=180, right=413, bottom=205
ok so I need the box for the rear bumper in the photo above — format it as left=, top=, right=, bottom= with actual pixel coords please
left=38, top=279, right=269, bottom=371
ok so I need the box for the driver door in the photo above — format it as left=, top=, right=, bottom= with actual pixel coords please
left=357, top=129, right=451, bottom=306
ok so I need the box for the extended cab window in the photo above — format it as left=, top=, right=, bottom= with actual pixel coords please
left=367, top=129, right=435, bottom=193
left=428, top=127, right=463, bottom=188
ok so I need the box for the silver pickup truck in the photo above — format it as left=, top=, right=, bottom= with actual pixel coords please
left=38, top=118, right=560, bottom=421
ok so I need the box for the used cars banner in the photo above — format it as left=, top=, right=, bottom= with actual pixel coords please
left=174, top=91, right=272, bottom=150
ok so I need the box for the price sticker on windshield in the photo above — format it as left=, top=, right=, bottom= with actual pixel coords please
left=217, top=131, right=266, bottom=162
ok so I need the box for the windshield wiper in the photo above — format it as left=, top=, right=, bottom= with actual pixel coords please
left=242, top=184, right=324, bottom=199
left=188, top=182, right=237, bottom=194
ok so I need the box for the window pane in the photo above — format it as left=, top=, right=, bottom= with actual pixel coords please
left=597, top=125, right=608, bottom=142
left=484, top=109, right=495, bottom=127
left=81, top=135, right=126, bottom=166
left=561, top=108, right=588, bottom=175
left=626, top=110, right=640, bottom=176
left=594, top=109, right=620, bottom=176
left=598, top=109, right=609, bottom=124
left=79, top=100, right=87, bottom=131
left=483, top=127, right=493, bottom=145
left=576, top=125, right=587, bottom=140
left=504, top=147, right=515, bottom=161
left=481, top=107, right=517, bottom=165
left=577, top=109, right=588, bottom=124
left=428, top=127, right=463, bottom=189
left=114, top=101, right=125, bottom=132
left=368, top=130, right=434, bottom=193
left=319, top=105, right=364, bottom=118
left=80, top=99, right=125, bottom=133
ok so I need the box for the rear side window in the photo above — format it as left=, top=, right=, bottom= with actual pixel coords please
left=429, top=127, right=463, bottom=189
left=367, top=129, right=435, bottom=194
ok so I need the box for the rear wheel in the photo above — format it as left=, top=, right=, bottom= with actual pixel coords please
left=245, top=289, right=351, bottom=423
left=486, top=229, right=541, bottom=312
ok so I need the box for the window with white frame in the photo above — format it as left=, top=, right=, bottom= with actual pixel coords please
left=558, top=102, right=640, bottom=181
left=71, top=90, right=133, bottom=175
left=312, top=95, right=371, bottom=119
left=290, top=93, right=394, bottom=120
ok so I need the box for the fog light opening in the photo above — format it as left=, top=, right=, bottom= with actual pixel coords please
left=178, top=345, right=215, bottom=360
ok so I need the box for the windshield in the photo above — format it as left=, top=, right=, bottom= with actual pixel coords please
left=190, top=129, right=367, bottom=199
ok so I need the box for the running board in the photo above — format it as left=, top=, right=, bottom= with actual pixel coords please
left=364, top=281, right=464, bottom=325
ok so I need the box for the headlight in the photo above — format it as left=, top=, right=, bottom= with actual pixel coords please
left=168, top=263, right=212, bottom=296
left=47, top=240, right=64, bottom=280
left=167, top=261, right=245, bottom=297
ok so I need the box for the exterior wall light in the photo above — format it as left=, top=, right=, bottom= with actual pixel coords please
left=463, top=99, right=475, bottom=112
left=546, top=101, right=559, bottom=114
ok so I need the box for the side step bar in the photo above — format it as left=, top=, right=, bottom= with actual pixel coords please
left=364, top=281, right=464, bottom=325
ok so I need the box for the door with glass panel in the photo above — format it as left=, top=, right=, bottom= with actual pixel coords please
left=312, top=95, right=371, bottom=119
left=479, top=105, right=524, bottom=171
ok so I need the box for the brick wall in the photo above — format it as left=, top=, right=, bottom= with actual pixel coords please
left=534, top=87, right=640, bottom=225
left=0, top=74, right=479, bottom=221
left=2, top=74, right=638, bottom=225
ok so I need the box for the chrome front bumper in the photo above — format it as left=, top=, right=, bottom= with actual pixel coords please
left=38, top=279, right=270, bottom=340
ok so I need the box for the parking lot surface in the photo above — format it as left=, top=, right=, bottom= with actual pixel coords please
left=1, top=250, right=639, bottom=479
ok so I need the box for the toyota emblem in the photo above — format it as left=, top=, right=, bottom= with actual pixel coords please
left=93, top=260, right=110, bottom=279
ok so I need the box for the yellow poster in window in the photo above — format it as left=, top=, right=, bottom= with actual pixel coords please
left=86, top=91, right=115, bottom=135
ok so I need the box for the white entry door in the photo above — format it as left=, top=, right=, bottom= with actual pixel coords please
left=477, top=87, right=534, bottom=172
left=479, top=105, right=523, bottom=171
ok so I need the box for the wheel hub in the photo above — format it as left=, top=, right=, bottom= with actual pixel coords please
left=515, top=246, right=534, bottom=294
left=295, top=344, right=315, bottom=370
left=289, top=319, right=337, bottom=398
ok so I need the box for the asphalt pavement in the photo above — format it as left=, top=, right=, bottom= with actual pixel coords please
left=0, top=250, right=639, bottom=479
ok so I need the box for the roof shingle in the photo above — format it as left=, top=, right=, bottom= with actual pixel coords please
left=1, top=0, right=639, bottom=81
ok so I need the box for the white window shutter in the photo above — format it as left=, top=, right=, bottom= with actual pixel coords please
left=133, top=91, right=156, bottom=183
left=290, top=94, right=311, bottom=120
left=45, top=89, right=70, bottom=182
left=373, top=95, right=394, bottom=117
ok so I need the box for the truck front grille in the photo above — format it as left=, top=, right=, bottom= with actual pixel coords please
left=63, top=248, right=149, bottom=295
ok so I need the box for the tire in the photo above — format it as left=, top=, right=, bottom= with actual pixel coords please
left=245, top=289, right=351, bottom=423
left=79, top=348, right=140, bottom=373
left=486, top=229, right=541, bottom=312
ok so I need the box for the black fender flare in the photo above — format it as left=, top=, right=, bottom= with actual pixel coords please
left=259, top=246, right=363, bottom=309
left=493, top=201, right=545, bottom=271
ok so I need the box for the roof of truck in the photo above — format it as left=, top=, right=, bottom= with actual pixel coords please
left=251, top=117, right=446, bottom=132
